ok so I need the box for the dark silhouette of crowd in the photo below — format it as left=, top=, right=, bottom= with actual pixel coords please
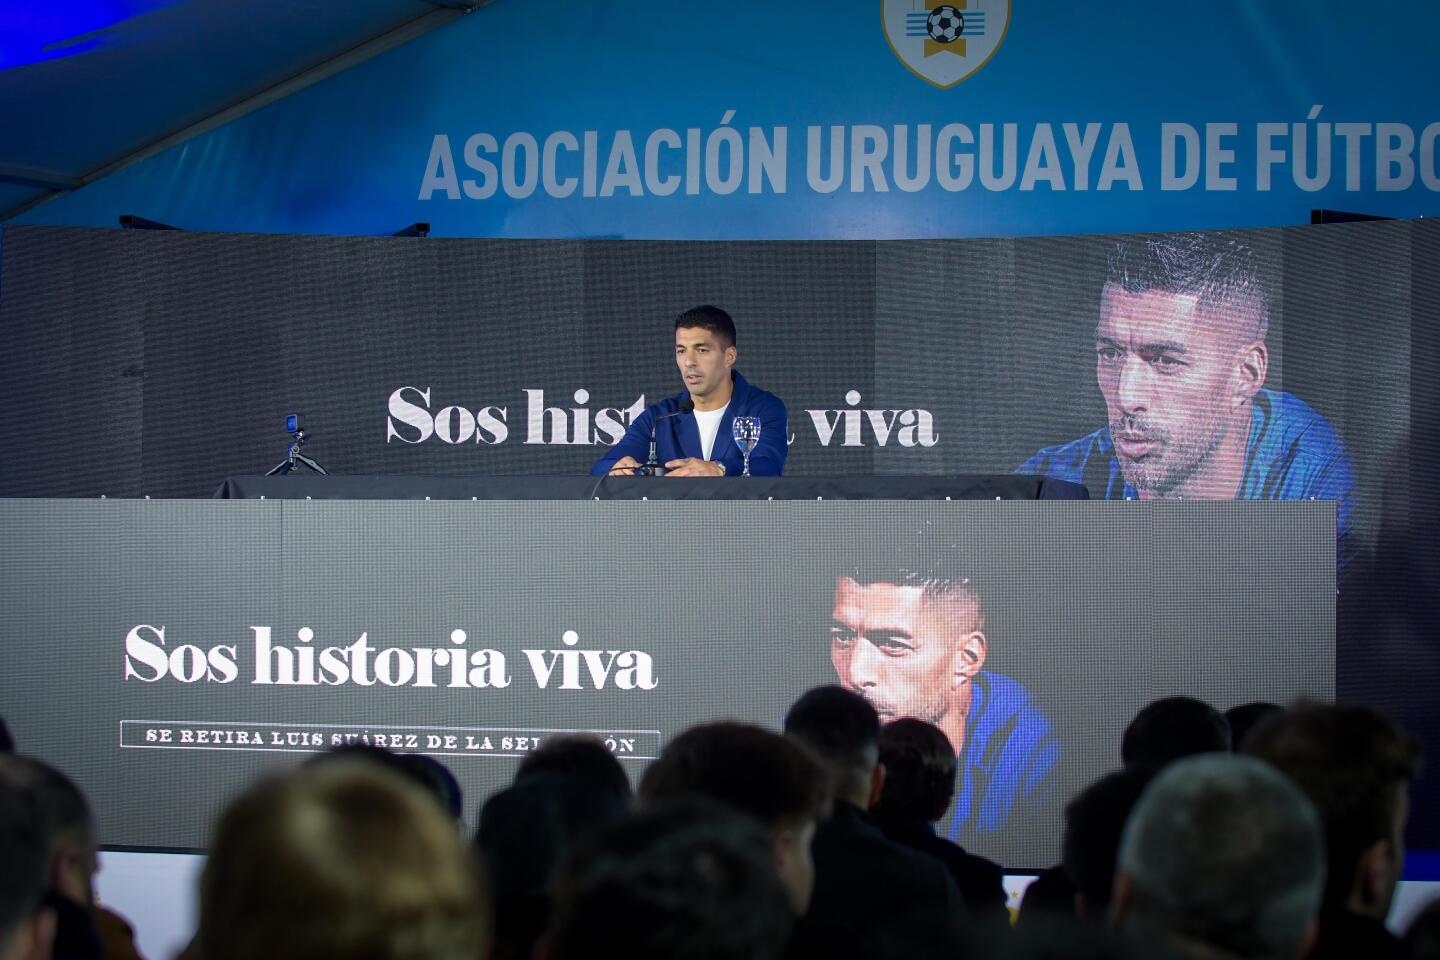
left=0, top=692, right=1433, bottom=960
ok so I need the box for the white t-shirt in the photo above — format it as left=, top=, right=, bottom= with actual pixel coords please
left=694, top=405, right=730, bottom=461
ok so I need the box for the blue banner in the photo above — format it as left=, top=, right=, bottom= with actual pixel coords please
left=12, top=0, right=1440, bottom=239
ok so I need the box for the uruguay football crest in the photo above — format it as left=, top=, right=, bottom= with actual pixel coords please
left=882, top=0, right=1012, bottom=89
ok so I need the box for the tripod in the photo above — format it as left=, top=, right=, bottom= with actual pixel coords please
left=265, top=428, right=329, bottom=476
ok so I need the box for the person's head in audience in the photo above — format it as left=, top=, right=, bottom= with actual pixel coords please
left=1402, top=896, right=1440, bottom=960
left=395, top=752, right=464, bottom=819
left=1113, top=754, right=1323, bottom=960
left=196, top=760, right=488, bottom=960
left=828, top=556, right=988, bottom=759
left=874, top=717, right=956, bottom=824
left=1121, top=696, right=1230, bottom=771
left=1225, top=702, right=1283, bottom=751
left=0, top=756, right=97, bottom=909
left=1244, top=702, right=1422, bottom=922
left=784, top=685, right=884, bottom=810
left=0, top=786, right=54, bottom=960
left=477, top=773, right=629, bottom=960
left=639, top=722, right=828, bottom=912
left=546, top=798, right=794, bottom=960
left=1062, top=768, right=1155, bottom=923
left=307, top=743, right=464, bottom=821
left=515, top=735, right=633, bottom=806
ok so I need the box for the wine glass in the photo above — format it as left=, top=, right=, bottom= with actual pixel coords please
left=732, top=416, right=761, bottom=476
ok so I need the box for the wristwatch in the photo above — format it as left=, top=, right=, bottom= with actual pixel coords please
left=716, top=460, right=727, bottom=476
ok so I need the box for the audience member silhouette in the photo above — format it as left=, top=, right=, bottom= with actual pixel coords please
left=1223, top=702, right=1282, bottom=752
left=1121, top=696, right=1231, bottom=771
left=639, top=721, right=828, bottom=912
left=1113, top=754, right=1324, bottom=960
left=0, top=783, right=54, bottom=960
left=1013, top=867, right=1079, bottom=932
left=1022, top=694, right=1229, bottom=932
left=545, top=799, right=794, bottom=960
left=1063, top=767, right=1156, bottom=923
left=476, top=773, right=629, bottom=960
left=1018, top=766, right=1159, bottom=935
left=6, top=695, right=1428, bottom=960
left=872, top=718, right=1009, bottom=928
left=784, top=685, right=970, bottom=960
left=1245, top=703, right=1423, bottom=960
left=1003, top=922, right=1149, bottom=960
left=195, top=760, right=489, bottom=960
left=515, top=735, right=634, bottom=806
left=0, top=756, right=104, bottom=960
left=306, top=743, right=464, bottom=820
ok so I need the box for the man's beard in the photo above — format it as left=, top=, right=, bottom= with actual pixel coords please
left=864, top=686, right=951, bottom=728
left=1111, top=411, right=1228, bottom=496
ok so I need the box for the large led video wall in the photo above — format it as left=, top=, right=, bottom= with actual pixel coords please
left=0, top=499, right=1333, bottom=867
left=0, top=218, right=1434, bottom=847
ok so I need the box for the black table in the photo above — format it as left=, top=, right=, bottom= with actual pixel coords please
left=213, top=474, right=1088, bottom=501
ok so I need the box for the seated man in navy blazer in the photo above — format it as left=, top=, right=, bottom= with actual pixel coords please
left=590, top=305, right=788, bottom=477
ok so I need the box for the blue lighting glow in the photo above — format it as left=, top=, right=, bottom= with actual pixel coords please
left=0, top=0, right=188, bottom=71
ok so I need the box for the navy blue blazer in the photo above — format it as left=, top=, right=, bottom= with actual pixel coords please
left=589, top=370, right=788, bottom=476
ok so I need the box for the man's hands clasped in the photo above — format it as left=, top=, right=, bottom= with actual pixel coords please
left=663, top=457, right=725, bottom=477
left=606, top=456, right=724, bottom=477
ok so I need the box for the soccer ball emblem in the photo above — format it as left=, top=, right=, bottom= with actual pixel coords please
left=926, top=5, right=964, bottom=42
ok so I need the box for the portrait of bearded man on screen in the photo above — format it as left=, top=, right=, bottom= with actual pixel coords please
left=1016, top=231, right=1356, bottom=570
left=826, top=555, right=1060, bottom=847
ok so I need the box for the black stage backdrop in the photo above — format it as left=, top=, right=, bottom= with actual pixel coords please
left=0, top=499, right=1333, bottom=868
left=0, top=220, right=1435, bottom=849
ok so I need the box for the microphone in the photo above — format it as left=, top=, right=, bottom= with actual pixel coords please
left=641, top=397, right=695, bottom=476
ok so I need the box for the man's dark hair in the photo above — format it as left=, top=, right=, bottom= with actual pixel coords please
left=639, top=722, right=827, bottom=830
left=547, top=799, right=793, bottom=960
left=1225, top=702, right=1283, bottom=752
left=841, top=543, right=986, bottom=632
left=306, top=744, right=463, bottom=820
left=396, top=753, right=464, bottom=820
left=479, top=775, right=629, bottom=892
left=1244, top=703, right=1423, bottom=909
left=875, top=718, right=957, bottom=823
left=478, top=773, right=630, bottom=960
left=1121, top=696, right=1231, bottom=771
left=516, top=736, right=633, bottom=806
left=0, top=785, right=49, bottom=951
left=784, top=685, right=880, bottom=781
left=1062, top=768, right=1155, bottom=915
left=1106, top=232, right=1270, bottom=343
left=0, top=755, right=94, bottom=865
left=674, top=305, right=737, bottom=348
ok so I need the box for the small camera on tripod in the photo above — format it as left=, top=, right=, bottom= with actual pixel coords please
left=265, top=414, right=328, bottom=476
